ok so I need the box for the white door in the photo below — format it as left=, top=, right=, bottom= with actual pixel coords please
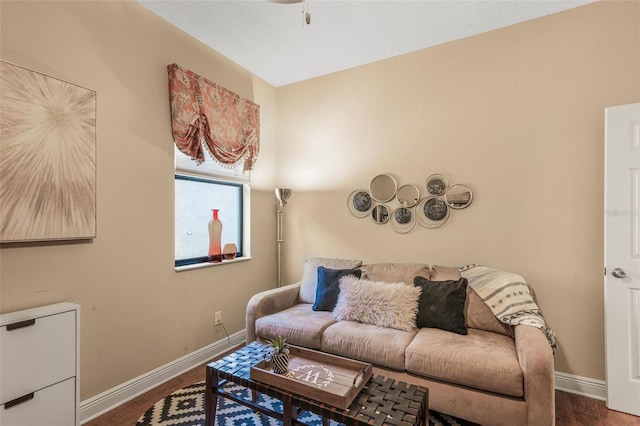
left=604, top=102, right=640, bottom=416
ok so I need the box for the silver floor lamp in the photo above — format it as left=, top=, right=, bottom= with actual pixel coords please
left=275, top=188, right=292, bottom=287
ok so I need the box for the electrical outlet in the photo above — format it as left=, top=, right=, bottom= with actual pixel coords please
left=215, top=311, right=222, bottom=326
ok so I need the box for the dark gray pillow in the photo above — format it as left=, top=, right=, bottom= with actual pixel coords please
left=414, top=277, right=468, bottom=335
left=312, top=266, right=361, bottom=311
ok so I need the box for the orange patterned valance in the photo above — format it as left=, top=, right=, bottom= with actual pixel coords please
left=167, top=63, right=260, bottom=172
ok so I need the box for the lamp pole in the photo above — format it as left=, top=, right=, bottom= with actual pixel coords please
left=275, top=188, right=292, bottom=287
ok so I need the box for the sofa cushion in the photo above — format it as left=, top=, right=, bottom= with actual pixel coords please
left=414, top=277, right=468, bottom=335
left=312, top=267, right=362, bottom=311
left=299, top=257, right=363, bottom=304
left=466, top=290, right=514, bottom=337
left=405, top=328, right=523, bottom=397
left=360, top=263, right=429, bottom=286
left=429, top=264, right=461, bottom=281
left=333, top=275, right=421, bottom=332
left=321, top=320, right=416, bottom=370
left=255, top=304, right=335, bottom=349
left=430, top=265, right=513, bottom=337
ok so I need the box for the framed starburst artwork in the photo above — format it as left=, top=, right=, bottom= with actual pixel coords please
left=0, top=61, right=96, bottom=242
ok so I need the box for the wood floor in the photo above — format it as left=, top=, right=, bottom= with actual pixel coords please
left=85, top=349, right=640, bottom=426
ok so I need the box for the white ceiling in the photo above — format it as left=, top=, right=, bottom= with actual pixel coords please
left=139, top=0, right=595, bottom=87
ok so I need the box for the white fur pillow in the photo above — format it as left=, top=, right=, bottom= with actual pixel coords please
left=333, top=275, right=421, bottom=332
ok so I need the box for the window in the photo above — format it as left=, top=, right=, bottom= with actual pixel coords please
left=174, top=147, right=250, bottom=269
left=167, top=64, right=258, bottom=269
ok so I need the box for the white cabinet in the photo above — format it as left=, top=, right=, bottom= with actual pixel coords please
left=0, top=302, right=80, bottom=426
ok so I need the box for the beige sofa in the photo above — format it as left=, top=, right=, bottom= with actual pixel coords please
left=246, top=259, right=555, bottom=426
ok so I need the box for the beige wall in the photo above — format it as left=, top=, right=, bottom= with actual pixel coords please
left=276, top=1, right=639, bottom=380
left=0, top=1, right=278, bottom=400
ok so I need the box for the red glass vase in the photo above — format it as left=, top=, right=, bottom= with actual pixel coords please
left=208, top=209, right=223, bottom=263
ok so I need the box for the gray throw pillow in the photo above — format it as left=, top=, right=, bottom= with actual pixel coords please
left=414, top=276, right=468, bottom=335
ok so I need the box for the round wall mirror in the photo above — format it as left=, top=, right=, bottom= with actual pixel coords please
left=423, top=197, right=448, bottom=221
left=425, top=174, right=448, bottom=196
left=445, top=184, right=473, bottom=209
left=371, top=205, right=390, bottom=224
left=391, top=206, right=416, bottom=234
left=347, top=189, right=373, bottom=217
left=397, top=184, right=420, bottom=207
left=416, top=196, right=449, bottom=228
left=370, top=174, right=397, bottom=203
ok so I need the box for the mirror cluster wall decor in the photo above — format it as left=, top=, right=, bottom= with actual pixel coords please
left=347, top=173, right=473, bottom=233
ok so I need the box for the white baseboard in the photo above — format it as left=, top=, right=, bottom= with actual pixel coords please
left=79, top=329, right=246, bottom=424
left=555, top=371, right=607, bottom=401
left=79, top=334, right=607, bottom=424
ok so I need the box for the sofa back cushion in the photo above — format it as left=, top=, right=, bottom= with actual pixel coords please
left=299, top=257, right=363, bottom=304
left=360, top=263, right=430, bottom=286
left=430, top=265, right=513, bottom=336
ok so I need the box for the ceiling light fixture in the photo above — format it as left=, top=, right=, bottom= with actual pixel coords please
left=267, top=0, right=310, bottom=25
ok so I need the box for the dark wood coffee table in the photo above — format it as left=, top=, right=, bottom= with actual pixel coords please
left=205, top=341, right=428, bottom=426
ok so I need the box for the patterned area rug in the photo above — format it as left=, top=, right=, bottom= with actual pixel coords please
left=136, top=381, right=474, bottom=426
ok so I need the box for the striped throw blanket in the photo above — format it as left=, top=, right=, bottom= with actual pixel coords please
left=461, top=265, right=557, bottom=353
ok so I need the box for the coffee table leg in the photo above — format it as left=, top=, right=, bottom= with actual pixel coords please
left=282, top=395, right=293, bottom=426
left=421, top=392, right=428, bottom=426
left=251, top=389, right=260, bottom=414
left=205, top=367, right=219, bottom=426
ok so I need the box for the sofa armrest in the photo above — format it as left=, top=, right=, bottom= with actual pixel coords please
left=245, top=283, right=301, bottom=342
left=515, top=325, right=556, bottom=426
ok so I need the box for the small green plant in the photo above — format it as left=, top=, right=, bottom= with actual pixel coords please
left=266, top=335, right=289, bottom=354
left=266, top=335, right=290, bottom=374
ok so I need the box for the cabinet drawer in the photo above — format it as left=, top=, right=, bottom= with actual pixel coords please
left=0, top=377, right=76, bottom=426
left=1, top=310, right=76, bottom=404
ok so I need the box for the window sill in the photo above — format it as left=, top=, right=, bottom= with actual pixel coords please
left=175, top=256, right=252, bottom=272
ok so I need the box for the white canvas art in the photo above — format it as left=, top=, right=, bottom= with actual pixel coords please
left=0, top=61, right=96, bottom=242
